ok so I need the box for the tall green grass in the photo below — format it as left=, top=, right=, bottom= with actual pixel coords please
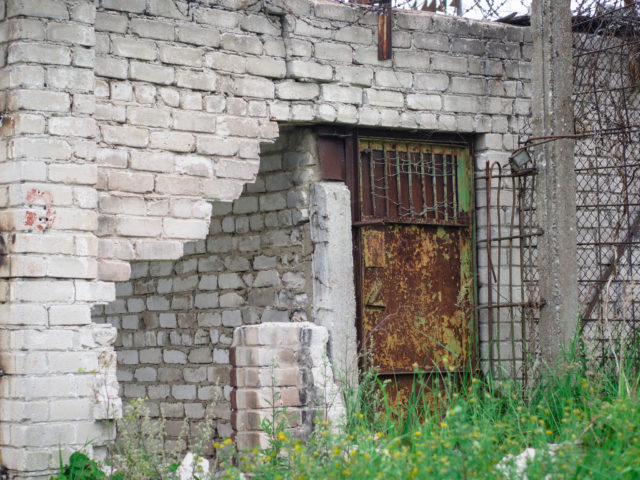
left=217, top=343, right=640, bottom=480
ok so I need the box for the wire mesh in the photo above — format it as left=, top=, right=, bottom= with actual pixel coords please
left=345, top=0, right=530, bottom=20
left=486, top=1, right=640, bottom=379
left=572, top=0, right=640, bottom=365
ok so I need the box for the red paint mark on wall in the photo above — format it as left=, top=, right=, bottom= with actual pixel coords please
left=24, top=188, right=56, bottom=231
left=24, top=211, right=37, bottom=226
left=25, top=189, right=54, bottom=205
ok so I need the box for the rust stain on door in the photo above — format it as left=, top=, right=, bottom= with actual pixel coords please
left=351, top=138, right=476, bottom=398
left=361, top=224, right=472, bottom=373
left=363, top=229, right=386, bottom=267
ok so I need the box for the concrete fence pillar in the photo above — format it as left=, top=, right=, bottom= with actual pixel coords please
left=531, top=0, right=579, bottom=363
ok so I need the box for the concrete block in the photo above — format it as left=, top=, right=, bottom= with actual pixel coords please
left=246, top=56, right=286, bottom=78
left=9, top=137, right=71, bottom=160
left=176, top=72, right=216, bottom=95
left=176, top=24, right=220, bottom=46
left=315, top=42, right=352, bottom=62
left=432, top=54, right=468, bottom=73
left=150, top=131, right=195, bottom=152
left=172, top=384, right=197, bottom=400
left=47, top=23, right=94, bottom=46
left=450, top=38, right=485, bottom=56
left=107, top=171, right=154, bottom=193
left=173, top=111, right=217, bottom=133
left=102, top=125, right=149, bottom=148
left=443, top=95, right=481, bottom=113
left=221, top=32, right=262, bottom=55
left=240, top=14, right=280, bottom=35
left=321, top=85, right=362, bottom=105
left=112, top=37, right=157, bottom=60
left=134, top=84, right=157, bottom=104
left=160, top=45, right=203, bottom=66
left=335, top=25, right=371, bottom=45
left=95, top=56, right=127, bottom=79
left=413, top=32, right=449, bottom=51
left=194, top=292, right=219, bottom=309
left=259, top=193, right=286, bottom=211
left=233, top=76, right=275, bottom=99
left=131, top=18, right=174, bottom=40
left=375, top=70, right=412, bottom=89
left=450, top=77, right=485, bottom=95
left=95, top=12, right=127, bottom=33
left=129, top=150, right=174, bottom=172
left=0, top=304, right=48, bottom=326
left=335, top=65, right=373, bottom=87
left=71, top=3, right=96, bottom=24
left=129, top=61, right=174, bottom=85
left=163, top=218, right=209, bottom=239
left=189, top=347, right=213, bottom=363
left=365, top=89, right=404, bottom=108
left=102, top=0, right=145, bottom=12
left=393, top=51, right=430, bottom=70
left=287, top=60, right=332, bottom=82
left=8, top=89, right=70, bottom=113
left=205, top=51, right=246, bottom=73
left=47, top=116, right=95, bottom=139
left=7, top=0, right=69, bottom=20
left=406, top=93, right=442, bottom=111
left=116, top=216, right=162, bottom=237
left=7, top=42, right=71, bottom=65
left=219, top=292, right=244, bottom=308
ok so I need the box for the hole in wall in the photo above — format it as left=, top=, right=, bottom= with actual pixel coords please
left=91, top=127, right=320, bottom=451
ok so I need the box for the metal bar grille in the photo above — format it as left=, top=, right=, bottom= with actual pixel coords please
left=482, top=160, right=541, bottom=382
left=357, top=140, right=469, bottom=226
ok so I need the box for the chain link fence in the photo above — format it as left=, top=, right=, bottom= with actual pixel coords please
left=572, top=0, right=640, bottom=366
left=481, top=0, right=640, bottom=378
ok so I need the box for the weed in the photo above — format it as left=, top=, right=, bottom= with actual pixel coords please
left=216, top=339, right=640, bottom=480
left=50, top=451, right=106, bottom=480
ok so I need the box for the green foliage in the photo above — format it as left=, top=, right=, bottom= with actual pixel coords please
left=214, top=344, right=640, bottom=480
left=108, top=397, right=187, bottom=480
left=50, top=451, right=105, bottom=480
left=56, top=339, right=640, bottom=480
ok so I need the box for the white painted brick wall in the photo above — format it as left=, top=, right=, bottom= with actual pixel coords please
left=1, top=0, right=533, bottom=476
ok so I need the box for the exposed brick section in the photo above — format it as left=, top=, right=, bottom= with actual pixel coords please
left=91, top=128, right=319, bottom=451
left=230, top=322, right=344, bottom=450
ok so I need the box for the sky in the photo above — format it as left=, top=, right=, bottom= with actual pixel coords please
left=462, top=0, right=530, bottom=19
left=392, top=0, right=530, bottom=19
left=396, top=0, right=601, bottom=20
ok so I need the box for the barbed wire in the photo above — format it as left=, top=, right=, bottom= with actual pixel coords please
left=177, top=0, right=532, bottom=21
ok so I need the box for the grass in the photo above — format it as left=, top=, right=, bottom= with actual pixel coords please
left=214, top=348, right=640, bottom=480
left=55, top=339, right=640, bottom=479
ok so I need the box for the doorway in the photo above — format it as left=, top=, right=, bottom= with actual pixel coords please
left=347, top=135, right=476, bottom=401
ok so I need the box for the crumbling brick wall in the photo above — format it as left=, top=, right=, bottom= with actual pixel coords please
left=0, top=0, right=531, bottom=476
left=91, top=127, right=320, bottom=451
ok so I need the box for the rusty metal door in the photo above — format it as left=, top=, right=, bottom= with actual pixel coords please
left=351, top=138, right=475, bottom=396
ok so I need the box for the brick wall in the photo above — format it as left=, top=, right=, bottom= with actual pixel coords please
left=0, top=0, right=533, bottom=476
left=0, top=1, right=121, bottom=477
left=230, top=322, right=344, bottom=451
left=91, top=127, right=320, bottom=450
